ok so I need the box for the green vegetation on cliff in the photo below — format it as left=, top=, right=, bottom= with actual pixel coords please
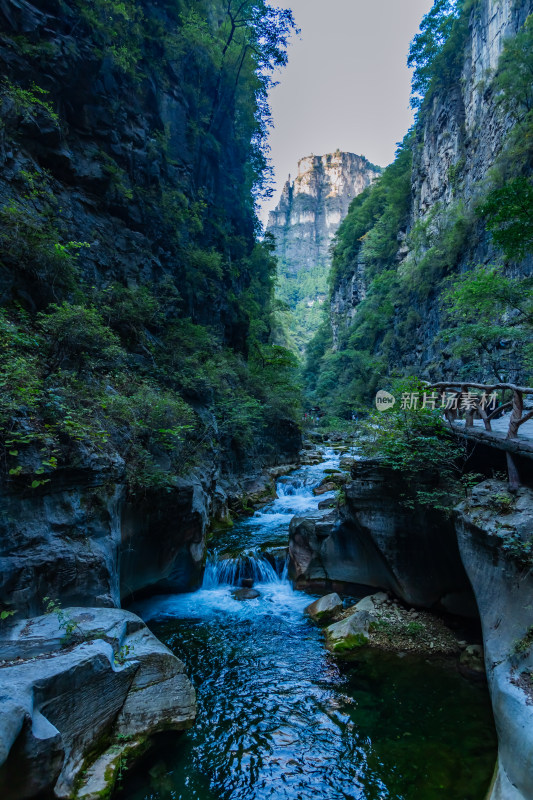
left=0, top=0, right=301, bottom=493
left=305, top=2, right=533, bottom=416
left=303, top=135, right=415, bottom=414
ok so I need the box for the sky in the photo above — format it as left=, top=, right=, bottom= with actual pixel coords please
left=259, top=0, right=434, bottom=225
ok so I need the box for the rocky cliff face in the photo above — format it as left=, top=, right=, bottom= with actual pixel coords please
left=327, top=0, right=533, bottom=379
left=292, top=458, right=533, bottom=800
left=268, top=152, right=380, bottom=276
left=0, top=0, right=301, bottom=616
left=289, top=460, right=477, bottom=614
left=412, top=0, right=529, bottom=218
left=268, top=152, right=380, bottom=351
left=455, top=481, right=533, bottom=800
left=0, top=1, right=301, bottom=793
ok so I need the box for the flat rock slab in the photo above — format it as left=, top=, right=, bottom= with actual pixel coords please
left=0, top=607, right=196, bottom=800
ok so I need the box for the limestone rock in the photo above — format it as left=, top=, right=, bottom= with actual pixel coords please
left=0, top=608, right=196, bottom=800
left=318, top=497, right=336, bottom=510
left=313, top=482, right=337, bottom=496
left=289, top=458, right=477, bottom=610
left=267, top=152, right=380, bottom=277
left=353, top=592, right=388, bottom=613
left=324, top=612, right=371, bottom=654
left=288, top=514, right=338, bottom=583
left=456, top=480, right=533, bottom=800
left=304, top=593, right=343, bottom=625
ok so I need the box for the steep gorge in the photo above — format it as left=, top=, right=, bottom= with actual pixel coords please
left=267, top=151, right=380, bottom=351
left=0, top=1, right=532, bottom=799
left=0, top=0, right=301, bottom=615
left=307, top=0, right=533, bottom=414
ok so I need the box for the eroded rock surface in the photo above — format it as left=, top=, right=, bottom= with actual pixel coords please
left=456, top=481, right=533, bottom=800
left=290, top=460, right=477, bottom=613
left=304, top=593, right=342, bottom=625
left=0, top=607, right=196, bottom=800
left=267, top=152, right=380, bottom=277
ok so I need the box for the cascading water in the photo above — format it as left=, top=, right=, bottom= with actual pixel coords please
left=201, top=550, right=286, bottom=590
left=120, top=446, right=497, bottom=800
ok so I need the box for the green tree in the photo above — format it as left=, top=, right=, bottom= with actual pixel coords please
left=441, top=265, right=533, bottom=382
left=478, top=177, right=533, bottom=260
left=407, top=0, right=460, bottom=109
left=493, top=14, right=533, bottom=121
left=357, top=378, right=467, bottom=512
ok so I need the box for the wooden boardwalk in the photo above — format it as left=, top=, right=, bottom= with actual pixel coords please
left=425, top=382, right=533, bottom=471
left=451, top=412, right=533, bottom=460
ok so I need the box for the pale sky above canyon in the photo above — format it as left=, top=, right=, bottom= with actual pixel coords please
left=260, top=0, right=434, bottom=225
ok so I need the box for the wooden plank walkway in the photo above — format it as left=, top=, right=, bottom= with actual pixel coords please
left=424, top=381, right=533, bottom=465
left=451, top=412, right=533, bottom=460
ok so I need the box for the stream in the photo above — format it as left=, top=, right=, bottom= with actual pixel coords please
left=118, top=448, right=497, bottom=800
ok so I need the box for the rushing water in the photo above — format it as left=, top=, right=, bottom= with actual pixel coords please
left=118, top=448, right=497, bottom=800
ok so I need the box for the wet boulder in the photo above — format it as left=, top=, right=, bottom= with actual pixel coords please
left=324, top=612, right=371, bottom=654
left=313, top=482, right=337, bottom=496
left=318, top=497, right=336, bottom=510
left=305, top=593, right=343, bottom=625
left=232, top=588, right=260, bottom=600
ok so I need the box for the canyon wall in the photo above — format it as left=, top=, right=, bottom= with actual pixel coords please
left=323, top=0, right=533, bottom=389
left=0, top=0, right=301, bottom=617
left=289, top=459, right=533, bottom=800
left=268, top=152, right=380, bottom=275
left=0, top=2, right=300, bottom=795
left=267, top=152, right=380, bottom=351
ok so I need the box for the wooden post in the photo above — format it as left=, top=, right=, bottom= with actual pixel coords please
left=507, top=390, right=523, bottom=439
left=506, top=452, right=521, bottom=491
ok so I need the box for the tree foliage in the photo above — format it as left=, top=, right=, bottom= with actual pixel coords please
left=407, top=0, right=460, bottom=109
left=356, top=378, right=469, bottom=512
left=441, top=265, right=533, bottom=382
left=0, top=0, right=301, bottom=491
left=478, top=177, right=533, bottom=261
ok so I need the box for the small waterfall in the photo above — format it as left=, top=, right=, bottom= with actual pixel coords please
left=276, top=478, right=313, bottom=498
left=202, top=551, right=287, bottom=589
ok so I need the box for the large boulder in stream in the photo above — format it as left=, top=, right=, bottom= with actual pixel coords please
left=232, top=588, right=260, bottom=600
left=305, top=593, right=343, bottom=624
left=0, top=607, right=196, bottom=800
left=324, top=612, right=371, bottom=654
left=290, top=460, right=477, bottom=614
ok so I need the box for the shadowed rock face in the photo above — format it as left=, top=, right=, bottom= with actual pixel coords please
left=0, top=0, right=302, bottom=616
left=290, top=462, right=533, bottom=800
left=0, top=607, right=196, bottom=800
left=290, top=460, right=477, bottom=614
left=0, top=460, right=213, bottom=617
left=455, top=481, right=533, bottom=800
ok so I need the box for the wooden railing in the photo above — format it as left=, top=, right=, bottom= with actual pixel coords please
left=425, top=382, right=533, bottom=440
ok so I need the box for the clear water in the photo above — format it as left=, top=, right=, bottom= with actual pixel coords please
left=117, top=449, right=497, bottom=800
